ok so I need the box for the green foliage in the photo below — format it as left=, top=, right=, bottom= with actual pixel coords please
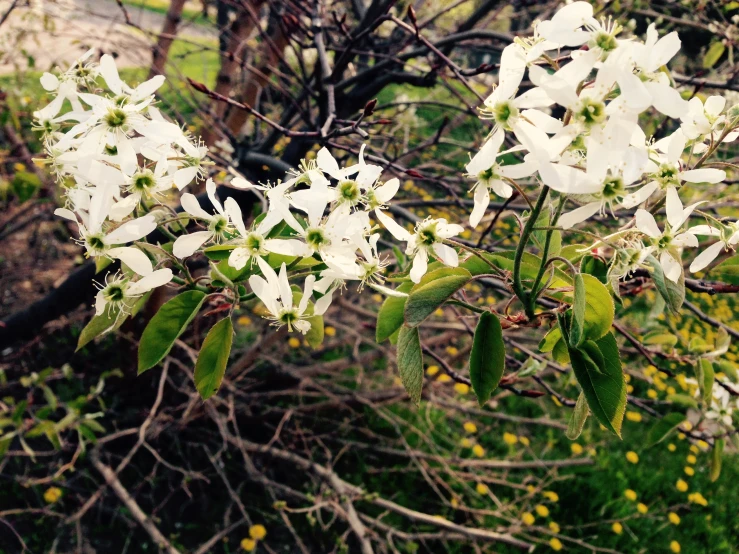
left=647, top=255, right=685, bottom=313
left=376, top=282, right=413, bottom=343
left=194, top=317, right=234, bottom=400
left=566, top=392, right=589, bottom=440
left=397, top=326, right=424, bottom=406
left=138, top=291, right=207, bottom=373
left=646, top=413, right=685, bottom=446
left=404, top=267, right=471, bottom=327
left=469, top=312, right=505, bottom=406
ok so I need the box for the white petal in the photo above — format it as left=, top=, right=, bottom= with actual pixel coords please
left=228, top=248, right=251, bottom=270
left=622, top=181, right=659, bottom=208
left=264, top=238, right=310, bottom=257
left=368, top=283, right=409, bottom=298
left=680, top=168, right=726, bottom=184
left=249, top=274, right=279, bottom=316
left=410, top=250, right=428, bottom=283
left=127, top=268, right=173, bottom=295
left=206, top=179, right=224, bottom=215
left=99, top=54, right=123, bottom=95
left=469, top=186, right=490, bottom=228
left=277, top=263, right=292, bottom=309
left=635, top=209, right=661, bottom=238
left=105, top=215, right=157, bottom=244
left=40, top=72, right=59, bottom=92
left=180, top=193, right=212, bottom=220
left=690, top=241, right=725, bottom=273
left=375, top=209, right=412, bottom=242
left=172, top=231, right=212, bottom=258
left=705, top=96, right=726, bottom=117
left=298, top=275, right=315, bottom=316
left=644, top=82, right=688, bottom=119
left=107, top=246, right=153, bottom=276
left=224, top=197, right=248, bottom=237
left=375, top=178, right=399, bottom=204
left=660, top=251, right=683, bottom=283
left=666, top=186, right=684, bottom=229
left=466, top=129, right=505, bottom=175
left=174, top=166, right=199, bottom=190
left=432, top=243, right=459, bottom=267
left=558, top=202, right=601, bottom=229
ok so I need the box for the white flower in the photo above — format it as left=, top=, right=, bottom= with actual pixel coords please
left=622, top=130, right=726, bottom=208
left=465, top=128, right=537, bottom=227
left=55, top=186, right=157, bottom=275
left=35, top=48, right=97, bottom=120
left=689, top=221, right=739, bottom=273
left=94, top=268, right=173, bottom=317
left=635, top=187, right=702, bottom=282
left=224, top=197, right=309, bottom=270
left=681, top=96, right=727, bottom=140
left=249, top=258, right=315, bottom=334
left=109, top=156, right=174, bottom=221
left=383, top=217, right=464, bottom=283
left=173, top=179, right=231, bottom=258
left=706, top=386, right=734, bottom=427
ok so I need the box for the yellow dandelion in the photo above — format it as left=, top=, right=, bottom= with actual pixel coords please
left=503, top=432, right=518, bottom=445
left=549, top=521, right=560, bottom=533
left=625, top=411, right=642, bottom=422
left=689, top=445, right=699, bottom=454
left=240, top=538, right=257, bottom=551
left=612, top=521, right=623, bottom=534
left=686, top=454, right=696, bottom=465
left=637, top=503, right=648, bottom=514
left=324, top=326, right=336, bottom=337
left=684, top=466, right=695, bottom=477
left=697, top=440, right=709, bottom=450
left=625, top=451, right=639, bottom=464
left=437, top=374, right=452, bottom=383
left=535, top=504, right=550, bottom=517
left=667, top=443, right=676, bottom=452
left=450, top=497, right=459, bottom=508
left=550, top=537, right=563, bottom=551
left=682, top=421, right=693, bottom=431
left=676, top=479, right=689, bottom=492
left=463, top=421, right=478, bottom=434
left=571, top=443, right=584, bottom=455
left=460, top=438, right=473, bottom=448
left=668, top=512, right=681, bottom=525
left=426, top=365, right=440, bottom=376
left=543, top=491, right=559, bottom=502
left=476, top=483, right=489, bottom=495
left=521, top=512, right=535, bottom=525
left=237, top=315, right=252, bottom=326
left=454, top=383, right=470, bottom=394
left=647, top=389, right=658, bottom=399
left=624, top=489, right=637, bottom=501
left=670, top=540, right=681, bottom=553
left=519, top=436, right=530, bottom=446
left=43, top=487, right=62, bottom=504
left=472, top=444, right=485, bottom=458
left=446, top=346, right=459, bottom=356
left=249, top=525, right=267, bottom=540
left=288, top=337, right=301, bottom=349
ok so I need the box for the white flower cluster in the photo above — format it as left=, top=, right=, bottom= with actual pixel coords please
left=34, top=51, right=468, bottom=333
left=35, top=50, right=208, bottom=317
left=465, top=1, right=739, bottom=284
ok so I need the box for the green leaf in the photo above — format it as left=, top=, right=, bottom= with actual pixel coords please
left=643, top=330, right=678, bottom=347
left=711, top=439, right=725, bottom=482
left=11, top=171, right=41, bottom=202
left=568, top=332, right=626, bottom=437
left=305, top=313, right=324, bottom=349
left=138, top=291, right=207, bottom=374
left=194, top=317, right=234, bottom=400
left=404, top=267, right=471, bottom=327
left=570, top=273, right=587, bottom=347
left=580, top=255, right=608, bottom=284
left=577, top=273, right=614, bottom=342
left=566, top=391, right=589, bottom=440
left=469, top=312, right=505, bottom=406
left=667, top=394, right=699, bottom=409
left=703, top=41, right=726, bottom=69
left=710, top=254, right=739, bottom=284
left=95, top=256, right=113, bottom=274
left=647, top=255, right=684, bottom=313
left=696, top=359, right=715, bottom=406
left=376, top=282, right=413, bottom=343
left=539, top=326, right=562, bottom=353
left=646, top=413, right=685, bottom=446
left=397, top=326, right=424, bottom=406
left=77, top=292, right=151, bottom=351
left=715, top=360, right=739, bottom=383
left=203, top=244, right=237, bottom=261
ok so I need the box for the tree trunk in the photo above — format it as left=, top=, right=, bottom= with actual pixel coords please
left=148, top=0, right=188, bottom=79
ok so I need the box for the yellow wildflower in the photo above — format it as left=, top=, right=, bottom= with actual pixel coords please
left=571, top=443, right=583, bottom=455
left=684, top=466, right=695, bottom=477
left=670, top=540, right=681, bottom=553
left=625, top=451, right=639, bottom=464
left=543, top=491, right=559, bottom=502
left=288, top=337, right=301, bottom=349
left=437, top=374, right=452, bottom=383
left=668, top=512, right=681, bottom=525
left=503, top=432, right=518, bottom=445
left=476, top=483, right=489, bottom=495
left=550, top=538, right=563, bottom=551
left=426, top=365, right=440, bottom=376
left=625, top=411, right=642, bottom=422
left=549, top=521, right=560, bottom=533
left=624, top=489, right=637, bottom=501
left=535, top=504, right=550, bottom=517
left=637, top=503, right=648, bottom=514
left=612, top=522, right=623, bottom=534
left=324, top=326, right=336, bottom=337
left=667, top=443, right=676, bottom=452
left=686, top=454, right=696, bottom=465
left=676, top=479, right=689, bottom=492
left=519, top=436, right=530, bottom=446
left=249, top=525, right=267, bottom=540
left=240, top=538, right=257, bottom=551
left=454, top=383, right=470, bottom=394
left=521, top=512, right=535, bottom=525
left=460, top=438, right=473, bottom=448
left=463, top=422, right=478, bottom=434
left=472, top=444, right=485, bottom=458
left=43, top=487, right=62, bottom=504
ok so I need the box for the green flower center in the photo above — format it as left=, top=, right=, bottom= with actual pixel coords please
left=417, top=222, right=439, bottom=246
left=245, top=232, right=264, bottom=253
left=338, top=179, right=361, bottom=204
left=278, top=309, right=298, bottom=325
left=492, top=100, right=519, bottom=130
left=132, top=170, right=155, bottom=193
left=655, top=163, right=679, bottom=187
left=104, top=108, right=128, bottom=129
left=593, top=31, right=618, bottom=53
left=601, top=176, right=625, bottom=200
left=86, top=234, right=106, bottom=252
left=209, top=215, right=228, bottom=235
left=104, top=144, right=118, bottom=155
left=104, top=284, right=126, bottom=303
left=306, top=227, right=329, bottom=250
left=574, top=98, right=606, bottom=128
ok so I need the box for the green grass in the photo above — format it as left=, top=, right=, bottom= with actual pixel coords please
left=120, top=0, right=215, bottom=26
